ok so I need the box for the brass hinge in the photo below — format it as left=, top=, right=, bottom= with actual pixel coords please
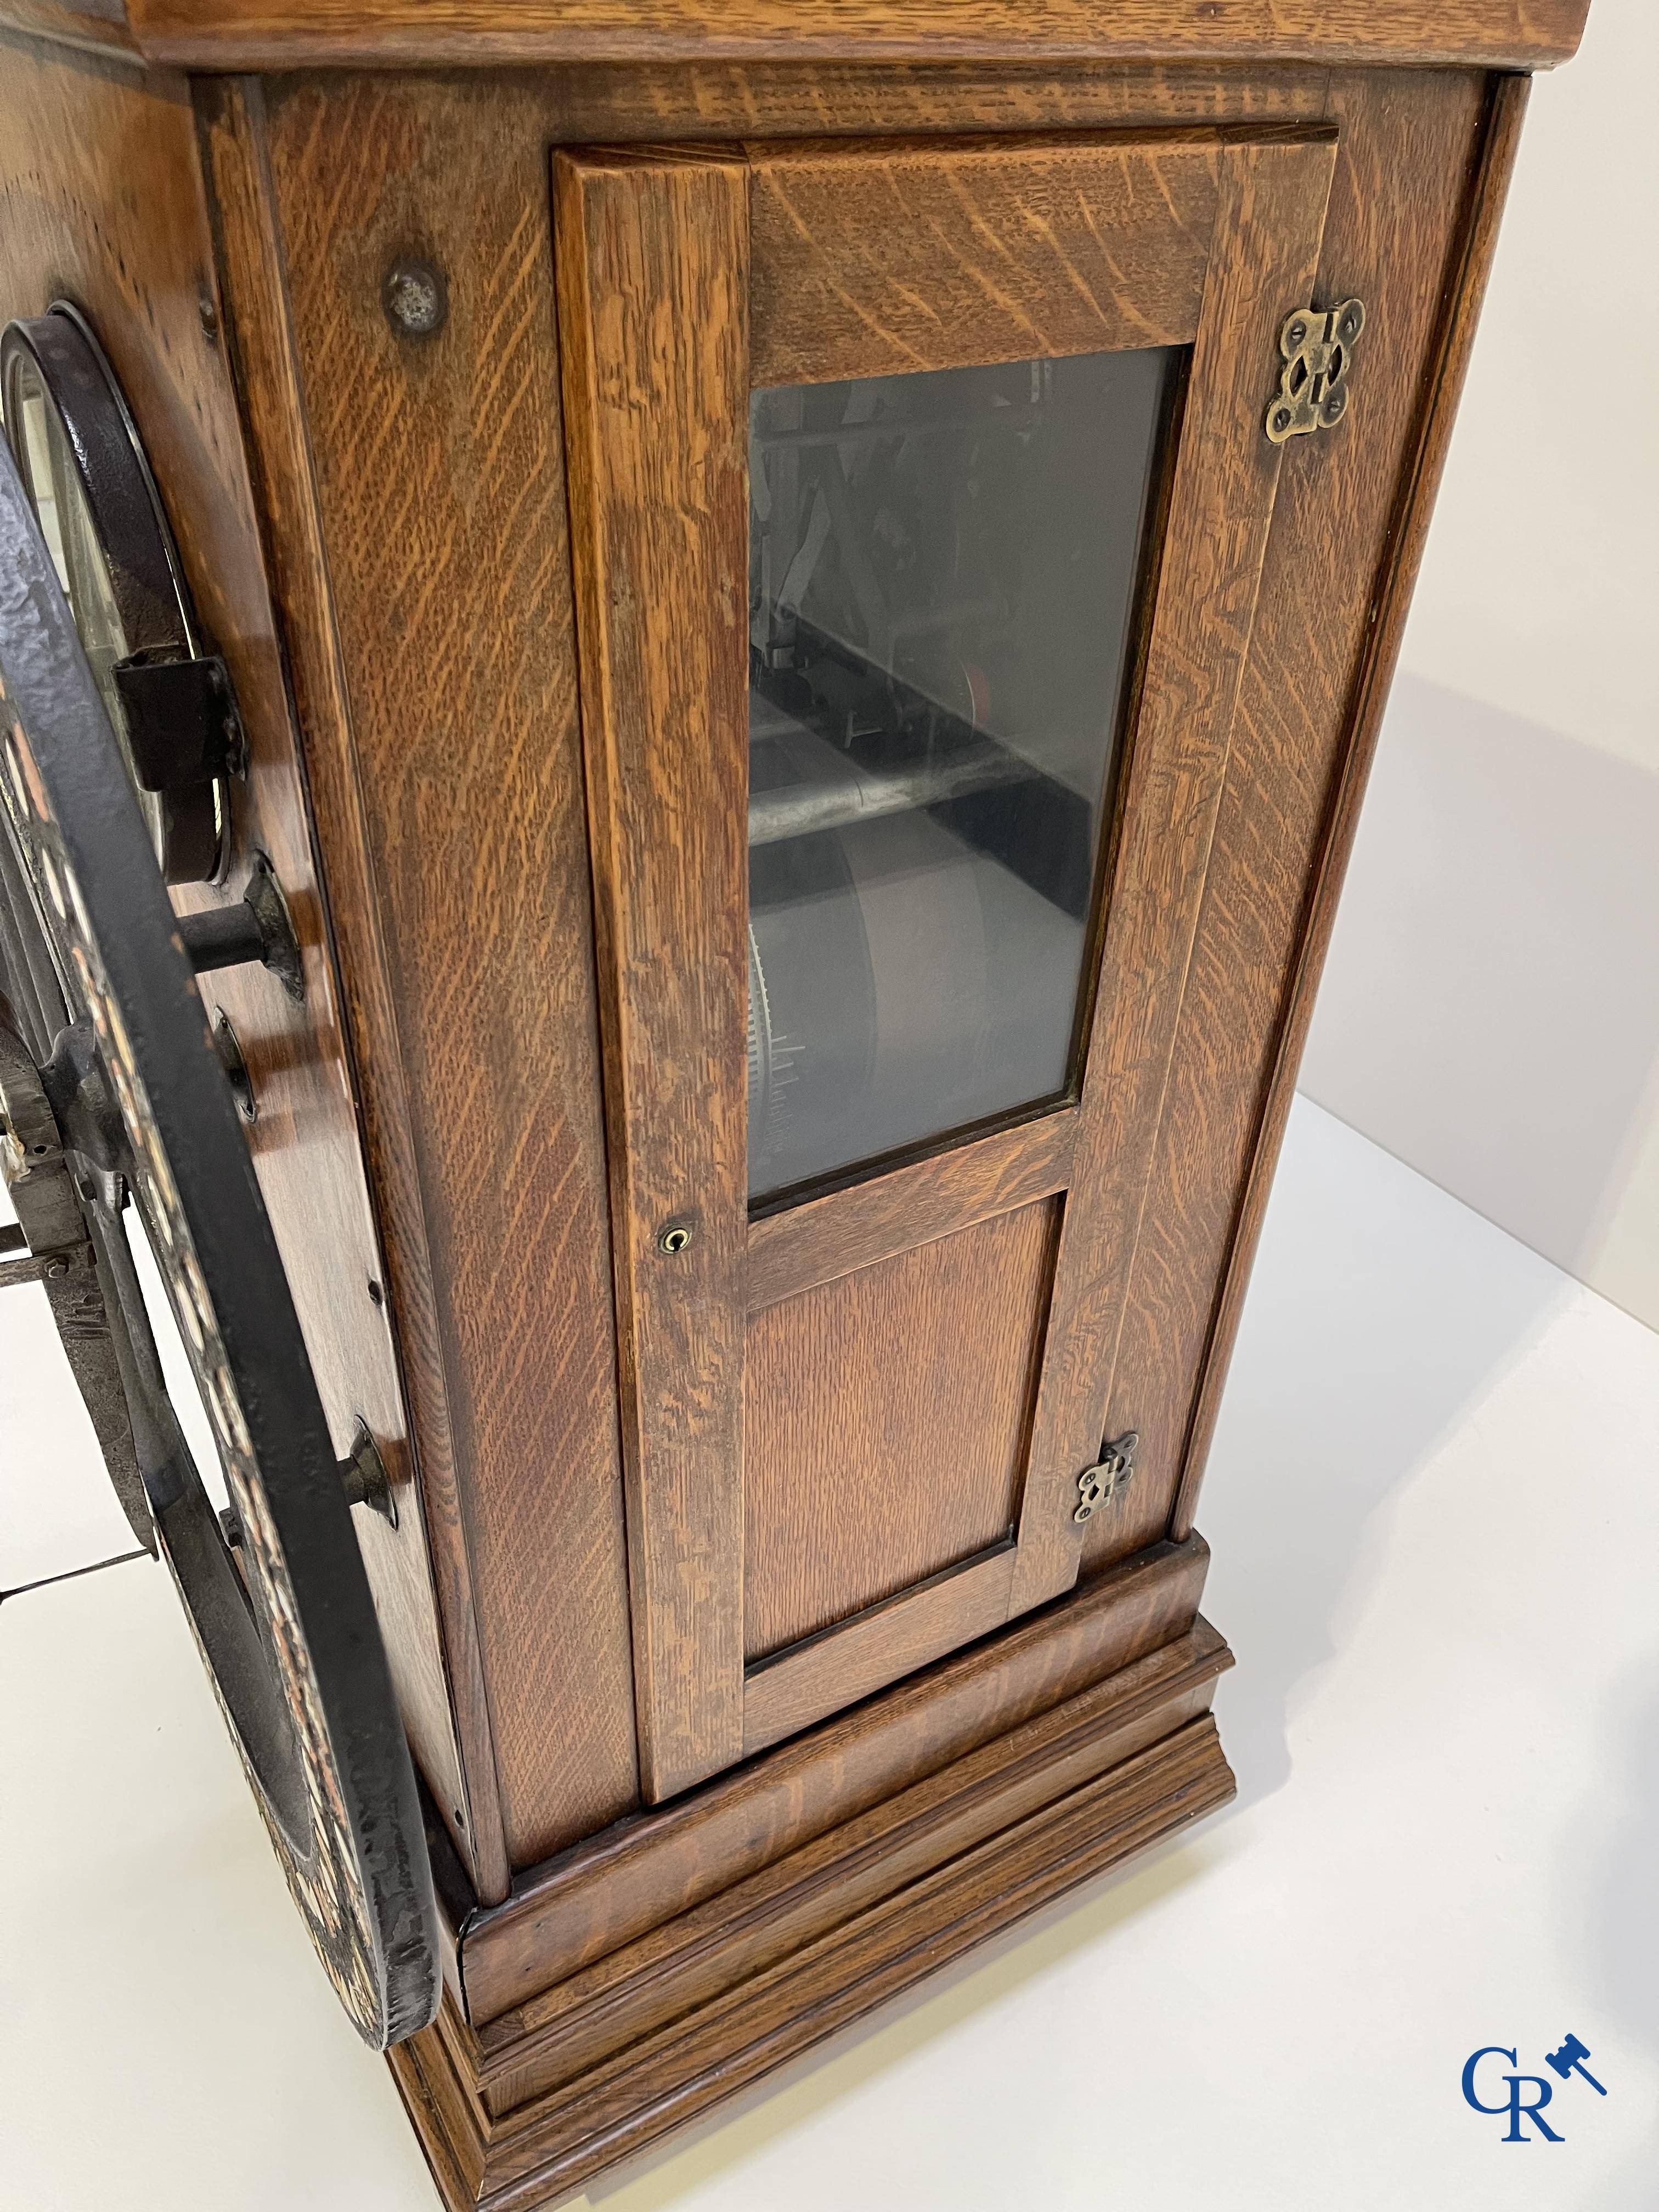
left=1265, top=298, right=1365, bottom=444
left=1074, top=1431, right=1139, bottom=1523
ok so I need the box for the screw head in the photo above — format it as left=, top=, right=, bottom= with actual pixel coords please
left=382, top=257, right=448, bottom=339
left=43, top=1256, right=69, bottom=1279
left=657, top=1222, right=694, bottom=1256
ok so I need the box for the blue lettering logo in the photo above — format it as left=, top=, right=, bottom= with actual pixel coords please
left=1462, top=2034, right=1609, bottom=2142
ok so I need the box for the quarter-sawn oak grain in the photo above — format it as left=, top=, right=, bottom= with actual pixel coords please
left=747, top=131, right=1220, bottom=386
left=1088, top=69, right=1509, bottom=1573
left=1171, top=74, right=1531, bottom=1544
left=459, top=1533, right=1211, bottom=2022
left=746, top=1105, right=1077, bottom=1312
left=199, top=76, right=510, bottom=1896
left=0, top=29, right=1571, bottom=2209
left=109, top=0, right=1594, bottom=74
left=245, top=72, right=646, bottom=1871
left=558, top=123, right=1341, bottom=1774
left=744, top=1195, right=1058, bottom=1661
left=555, top=148, right=752, bottom=1805
left=1007, top=128, right=1336, bottom=1615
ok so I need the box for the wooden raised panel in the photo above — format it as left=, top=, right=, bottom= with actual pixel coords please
left=744, top=1195, right=1059, bottom=1658
left=747, top=131, right=1220, bottom=386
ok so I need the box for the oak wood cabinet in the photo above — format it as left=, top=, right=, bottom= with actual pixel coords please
left=0, top=2, right=1588, bottom=2203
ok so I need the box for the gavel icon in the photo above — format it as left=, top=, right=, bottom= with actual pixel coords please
left=1544, top=2034, right=1606, bottom=2095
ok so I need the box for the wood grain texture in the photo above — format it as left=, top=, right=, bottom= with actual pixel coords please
left=0, top=34, right=469, bottom=1863
left=555, top=148, right=751, bottom=1803
left=224, top=60, right=1338, bottom=1881
left=196, top=77, right=507, bottom=1898
left=120, top=0, right=1590, bottom=75
left=458, top=1532, right=1209, bottom=2023
left=746, top=1105, right=1076, bottom=1312
left=744, top=1544, right=1017, bottom=1756
left=554, top=123, right=1341, bottom=1788
left=748, top=131, right=1219, bottom=387
left=745, top=1197, right=1058, bottom=1660
left=249, top=74, right=642, bottom=1874
left=1086, top=70, right=1502, bottom=1570
left=480, top=1621, right=1230, bottom=2112
left=394, top=1699, right=1235, bottom=2210
left=273, top=57, right=1333, bottom=151
left=1007, top=129, right=1335, bottom=1617
left=0, top=0, right=133, bottom=56
left=1169, top=76, right=1531, bottom=1545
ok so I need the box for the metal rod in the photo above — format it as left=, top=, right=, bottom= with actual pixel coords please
left=173, top=857, right=303, bottom=1001
left=177, top=903, right=267, bottom=976
left=0, top=1241, right=80, bottom=1290
left=748, top=740, right=1034, bottom=848
left=752, top=403, right=1053, bottom=453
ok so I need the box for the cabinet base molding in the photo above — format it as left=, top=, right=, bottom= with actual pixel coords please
left=392, top=1590, right=1234, bottom=2210
left=452, top=1531, right=1216, bottom=2023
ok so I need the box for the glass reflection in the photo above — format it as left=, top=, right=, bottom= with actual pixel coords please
left=747, top=347, right=1176, bottom=1201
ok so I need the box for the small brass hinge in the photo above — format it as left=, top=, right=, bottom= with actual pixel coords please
left=1265, top=298, right=1365, bottom=444
left=1074, top=1431, right=1139, bottom=1523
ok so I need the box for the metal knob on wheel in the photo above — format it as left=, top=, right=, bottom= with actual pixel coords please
left=0, top=430, right=438, bottom=2050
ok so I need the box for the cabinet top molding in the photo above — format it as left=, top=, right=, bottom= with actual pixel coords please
left=2, top=0, right=1591, bottom=74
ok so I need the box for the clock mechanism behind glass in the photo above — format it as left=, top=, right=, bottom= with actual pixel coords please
left=745, top=346, right=1178, bottom=1204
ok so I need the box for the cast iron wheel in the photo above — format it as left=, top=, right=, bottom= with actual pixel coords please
left=0, top=434, right=438, bottom=2049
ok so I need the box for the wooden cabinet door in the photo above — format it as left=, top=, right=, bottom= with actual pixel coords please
left=555, top=126, right=1336, bottom=1801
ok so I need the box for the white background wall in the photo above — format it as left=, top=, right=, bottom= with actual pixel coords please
left=1300, top=0, right=1659, bottom=1330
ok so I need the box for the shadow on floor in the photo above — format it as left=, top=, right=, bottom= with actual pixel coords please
left=1199, top=1097, right=1568, bottom=1816
left=1299, top=673, right=1659, bottom=1335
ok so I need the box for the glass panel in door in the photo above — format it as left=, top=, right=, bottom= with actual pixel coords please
left=747, top=346, right=1177, bottom=1201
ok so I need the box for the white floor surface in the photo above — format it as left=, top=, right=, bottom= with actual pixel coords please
left=3, top=1097, right=1655, bottom=2207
